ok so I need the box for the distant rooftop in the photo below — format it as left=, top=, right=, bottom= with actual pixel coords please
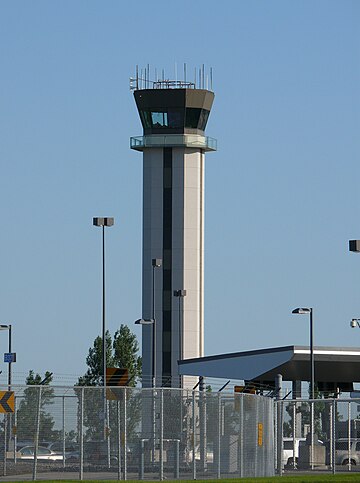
left=130, top=64, right=214, bottom=92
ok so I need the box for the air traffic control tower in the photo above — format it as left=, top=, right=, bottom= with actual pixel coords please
left=131, top=68, right=216, bottom=388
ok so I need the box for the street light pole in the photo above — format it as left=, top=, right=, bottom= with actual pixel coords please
left=292, top=308, right=314, bottom=397
left=0, top=325, right=12, bottom=389
left=8, top=325, right=11, bottom=389
left=151, top=259, right=162, bottom=388
left=292, top=307, right=314, bottom=469
left=93, top=217, right=114, bottom=387
left=93, top=217, right=114, bottom=441
left=0, top=324, right=13, bottom=463
left=309, top=309, right=314, bottom=400
left=174, top=290, right=186, bottom=386
left=134, top=317, right=156, bottom=463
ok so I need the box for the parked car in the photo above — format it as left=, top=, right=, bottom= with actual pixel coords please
left=333, top=439, right=360, bottom=466
left=48, top=441, right=79, bottom=454
left=15, top=445, right=63, bottom=461
left=46, top=442, right=80, bottom=462
left=283, top=437, right=324, bottom=467
left=283, top=437, right=306, bottom=467
left=188, top=443, right=214, bottom=463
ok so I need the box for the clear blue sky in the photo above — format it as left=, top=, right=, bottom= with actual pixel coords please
left=0, top=0, right=359, bottom=384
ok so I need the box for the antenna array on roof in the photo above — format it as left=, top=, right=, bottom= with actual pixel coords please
left=130, top=64, right=214, bottom=92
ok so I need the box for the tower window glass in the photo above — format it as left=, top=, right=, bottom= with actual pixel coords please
left=198, top=109, right=210, bottom=131
left=167, top=109, right=184, bottom=128
left=151, top=111, right=168, bottom=127
left=185, top=108, right=210, bottom=130
left=139, top=108, right=209, bottom=130
left=140, top=110, right=152, bottom=129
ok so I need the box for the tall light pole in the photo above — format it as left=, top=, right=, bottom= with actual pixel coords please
left=292, top=307, right=314, bottom=468
left=174, top=290, right=186, bottom=386
left=292, top=307, right=314, bottom=399
left=93, top=217, right=114, bottom=435
left=135, top=318, right=155, bottom=386
left=0, top=324, right=13, bottom=459
left=151, top=258, right=162, bottom=387
left=0, top=325, right=13, bottom=388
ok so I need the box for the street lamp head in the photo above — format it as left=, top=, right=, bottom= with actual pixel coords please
left=135, top=318, right=155, bottom=326
left=292, top=307, right=311, bottom=315
left=351, top=319, right=360, bottom=328
left=152, top=258, right=162, bottom=268
left=0, top=325, right=10, bottom=330
left=93, top=217, right=114, bottom=227
left=349, top=240, right=360, bottom=253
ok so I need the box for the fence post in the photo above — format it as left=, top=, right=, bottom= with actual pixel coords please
left=152, top=386, right=156, bottom=465
left=14, top=396, right=17, bottom=464
left=62, top=395, right=66, bottom=468
left=332, top=399, right=336, bottom=475
left=117, top=399, right=121, bottom=481
left=311, top=400, right=314, bottom=470
left=255, top=394, right=259, bottom=478
left=124, top=388, right=127, bottom=481
left=199, top=380, right=207, bottom=473
left=238, top=395, right=244, bottom=478
left=217, top=392, right=221, bottom=479
left=186, top=389, right=191, bottom=466
left=275, top=374, right=283, bottom=476
left=159, top=388, right=164, bottom=481
left=192, top=391, right=196, bottom=480
left=32, top=385, right=42, bottom=481
left=139, top=439, right=145, bottom=480
left=107, top=399, right=111, bottom=469
left=348, top=401, right=351, bottom=471
left=3, top=414, right=6, bottom=477
left=292, top=402, right=300, bottom=470
left=174, top=439, right=179, bottom=479
left=79, top=387, right=84, bottom=481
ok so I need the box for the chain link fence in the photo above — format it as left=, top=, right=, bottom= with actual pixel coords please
left=0, top=385, right=274, bottom=480
left=276, top=398, right=360, bottom=476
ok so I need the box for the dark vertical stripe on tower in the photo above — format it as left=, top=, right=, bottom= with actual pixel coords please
left=162, top=147, right=172, bottom=386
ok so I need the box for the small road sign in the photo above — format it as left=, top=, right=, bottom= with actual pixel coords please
left=0, top=391, right=14, bottom=413
left=106, top=368, right=128, bottom=386
left=106, top=368, right=129, bottom=400
left=4, top=353, right=16, bottom=363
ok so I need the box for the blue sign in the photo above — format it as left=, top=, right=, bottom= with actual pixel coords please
left=4, top=353, right=16, bottom=363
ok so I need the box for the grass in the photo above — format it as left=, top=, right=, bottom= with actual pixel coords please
left=7, top=476, right=360, bottom=483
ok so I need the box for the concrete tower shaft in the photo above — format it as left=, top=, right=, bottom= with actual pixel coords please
left=131, top=84, right=216, bottom=388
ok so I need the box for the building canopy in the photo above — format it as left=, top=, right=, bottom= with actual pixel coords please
left=178, top=345, right=360, bottom=391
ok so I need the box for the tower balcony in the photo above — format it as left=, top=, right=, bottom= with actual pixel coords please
left=130, top=134, right=217, bottom=152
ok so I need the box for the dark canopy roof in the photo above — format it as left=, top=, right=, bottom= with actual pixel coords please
left=178, top=346, right=360, bottom=388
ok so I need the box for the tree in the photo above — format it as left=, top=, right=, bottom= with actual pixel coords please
left=78, top=325, right=142, bottom=387
left=16, top=370, right=56, bottom=442
left=77, top=331, right=114, bottom=386
left=113, top=325, right=142, bottom=385
left=77, top=325, right=142, bottom=442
